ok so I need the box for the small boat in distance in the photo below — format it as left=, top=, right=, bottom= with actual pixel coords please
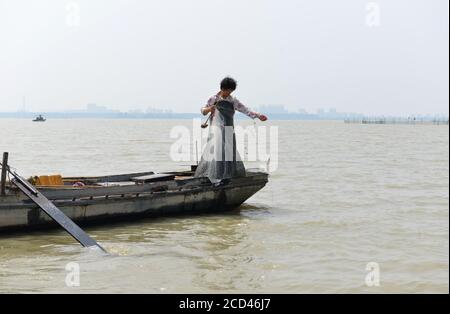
left=32, top=114, right=46, bottom=122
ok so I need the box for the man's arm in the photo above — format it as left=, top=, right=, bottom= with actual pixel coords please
left=234, top=98, right=267, bottom=121
left=201, top=96, right=217, bottom=116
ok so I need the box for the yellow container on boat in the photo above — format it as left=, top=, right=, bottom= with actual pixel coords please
left=37, top=175, right=49, bottom=186
left=49, top=175, right=63, bottom=186
left=36, top=175, right=63, bottom=186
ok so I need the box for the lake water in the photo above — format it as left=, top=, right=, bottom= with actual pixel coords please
left=0, top=119, right=448, bottom=293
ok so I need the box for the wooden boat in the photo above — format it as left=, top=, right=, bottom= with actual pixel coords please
left=0, top=167, right=268, bottom=232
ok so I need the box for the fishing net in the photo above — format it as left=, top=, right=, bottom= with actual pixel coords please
left=194, top=100, right=246, bottom=182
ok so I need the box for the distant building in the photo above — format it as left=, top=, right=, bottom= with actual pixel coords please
left=85, top=103, right=118, bottom=113
left=145, top=107, right=173, bottom=114
left=258, top=105, right=289, bottom=114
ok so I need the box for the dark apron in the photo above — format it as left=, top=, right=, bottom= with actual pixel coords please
left=194, top=100, right=246, bottom=182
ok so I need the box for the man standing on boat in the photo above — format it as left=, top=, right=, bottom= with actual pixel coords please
left=195, top=77, right=268, bottom=182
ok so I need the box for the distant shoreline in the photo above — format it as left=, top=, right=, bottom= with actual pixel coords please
left=1, top=112, right=448, bottom=121
left=0, top=113, right=348, bottom=120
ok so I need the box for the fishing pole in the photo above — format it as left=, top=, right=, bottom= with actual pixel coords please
left=201, top=102, right=219, bottom=129
left=201, top=113, right=213, bottom=129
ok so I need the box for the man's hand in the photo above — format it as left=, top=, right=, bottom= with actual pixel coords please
left=258, top=114, right=268, bottom=122
left=202, top=106, right=215, bottom=116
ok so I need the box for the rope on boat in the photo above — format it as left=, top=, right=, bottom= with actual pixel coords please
left=1, top=161, right=18, bottom=183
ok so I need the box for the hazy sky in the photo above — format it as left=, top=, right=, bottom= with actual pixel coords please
left=0, top=0, right=448, bottom=115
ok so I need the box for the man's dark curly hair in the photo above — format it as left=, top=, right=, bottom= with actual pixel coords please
left=220, top=77, right=237, bottom=91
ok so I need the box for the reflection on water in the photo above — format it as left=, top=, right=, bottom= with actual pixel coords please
left=0, top=119, right=448, bottom=293
left=0, top=209, right=262, bottom=293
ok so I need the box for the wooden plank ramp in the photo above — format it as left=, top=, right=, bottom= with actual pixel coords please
left=10, top=172, right=106, bottom=252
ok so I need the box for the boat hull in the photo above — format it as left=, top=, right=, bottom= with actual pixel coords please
left=0, top=171, right=268, bottom=232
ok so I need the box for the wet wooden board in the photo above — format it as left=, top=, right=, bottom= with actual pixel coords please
left=63, top=171, right=155, bottom=183
left=131, top=173, right=175, bottom=183
left=11, top=174, right=106, bottom=252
